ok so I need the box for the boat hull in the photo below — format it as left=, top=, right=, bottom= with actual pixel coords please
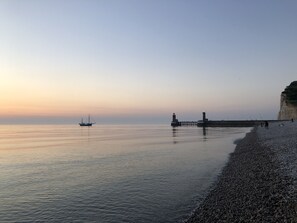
left=79, top=123, right=93, bottom=126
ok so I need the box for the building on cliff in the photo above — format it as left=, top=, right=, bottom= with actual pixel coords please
left=278, top=81, right=297, bottom=120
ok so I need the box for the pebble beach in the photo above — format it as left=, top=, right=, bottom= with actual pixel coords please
left=187, top=121, right=297, bottom=222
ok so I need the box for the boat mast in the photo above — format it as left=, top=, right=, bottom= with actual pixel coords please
left=88, top=114, right=90, bottom=123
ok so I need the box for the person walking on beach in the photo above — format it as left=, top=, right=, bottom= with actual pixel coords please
left=265, top=121, right=269, bottom=129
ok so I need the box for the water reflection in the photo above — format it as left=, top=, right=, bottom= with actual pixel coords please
left=172, top=127, right=178, bottom=144
left=80, top=126, right=91, bottom=143
left=0, top=124, right=250, bottom=223
left=202, top=127, right=207, bottom=140
left=172, top=126, right=208, bottom=144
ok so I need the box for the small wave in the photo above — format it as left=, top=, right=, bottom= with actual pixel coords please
left=233, top=138, right=243, bottom=145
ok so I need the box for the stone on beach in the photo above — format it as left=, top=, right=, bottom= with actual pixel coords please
left=186, top=121, right=297, bottom=222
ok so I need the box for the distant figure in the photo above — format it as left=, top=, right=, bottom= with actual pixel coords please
left=260, top=122, right=263, bottom=127
left=292, top=118, right=294, bottom=122
left=265, top=121, right=269, bottom=129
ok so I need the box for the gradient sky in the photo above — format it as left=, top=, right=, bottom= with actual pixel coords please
left=1, top=0, right=297, bottom=124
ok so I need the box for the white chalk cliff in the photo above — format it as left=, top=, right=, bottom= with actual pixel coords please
left=278, top=81, right=297, bottom=120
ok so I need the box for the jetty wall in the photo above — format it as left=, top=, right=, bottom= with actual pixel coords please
left=171, top=113, right=281, bottom=128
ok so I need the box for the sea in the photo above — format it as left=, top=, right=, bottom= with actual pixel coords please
left=0, top=124, right=250, bottom=222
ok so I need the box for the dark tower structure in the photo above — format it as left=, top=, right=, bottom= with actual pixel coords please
left=172, top=113, right=177, bottom=122
left=171, top=113, right=180, bottom=127
left=203, top=112, right=206, bottom=122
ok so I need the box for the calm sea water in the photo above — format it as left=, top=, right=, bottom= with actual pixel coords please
left=0, top=124, right=250, bottom=222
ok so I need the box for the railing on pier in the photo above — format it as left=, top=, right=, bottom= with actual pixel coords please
left=171, top=121, right=198, bottom=127
left=180, top=121, right=198, bottom=126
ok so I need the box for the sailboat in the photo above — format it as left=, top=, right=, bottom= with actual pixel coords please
left=79, top=115, right=95, bottom=126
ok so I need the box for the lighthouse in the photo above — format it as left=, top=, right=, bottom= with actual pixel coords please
left=171, top=113, right=180, bottom=127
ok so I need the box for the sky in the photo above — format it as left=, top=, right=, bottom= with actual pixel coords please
left=1, top=0, right=297, bottom=124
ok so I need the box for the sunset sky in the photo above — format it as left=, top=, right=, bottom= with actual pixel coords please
left=1, top=0, right=297, bottom=124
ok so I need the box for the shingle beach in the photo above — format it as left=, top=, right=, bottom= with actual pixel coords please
left=187, top=121, right=297, bottom=222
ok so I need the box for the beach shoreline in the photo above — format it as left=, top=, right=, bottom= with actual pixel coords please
left=186, top=121, right=297, bottom=222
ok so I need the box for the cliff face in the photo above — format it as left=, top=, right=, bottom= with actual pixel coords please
left=278, top=81, right=297, bottom=120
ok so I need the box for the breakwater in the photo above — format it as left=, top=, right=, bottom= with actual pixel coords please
left=171, top=112, right=282, bottom=127
left=197, top=120, right=280, bottom=127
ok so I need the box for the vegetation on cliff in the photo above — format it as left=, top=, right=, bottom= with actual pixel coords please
left=282, top=81, right=297, bottom=105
